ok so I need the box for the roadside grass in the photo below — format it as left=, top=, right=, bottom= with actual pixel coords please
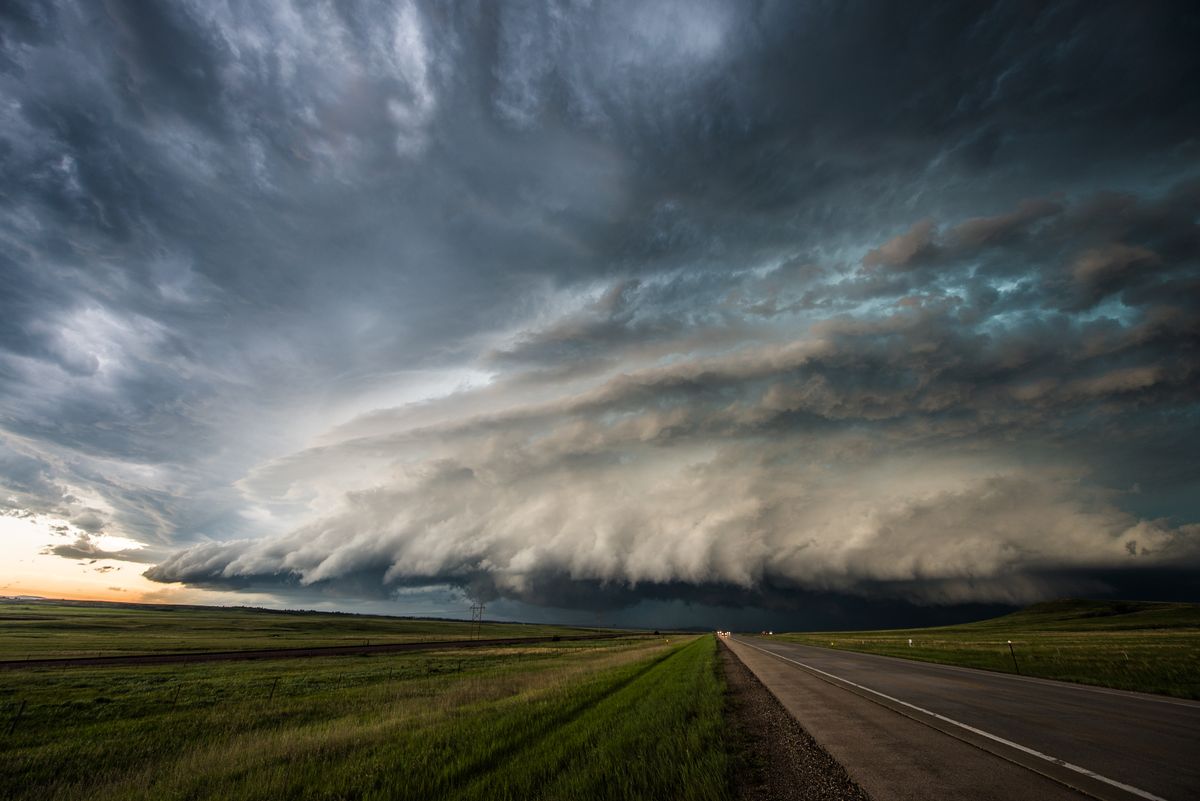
left=0, top=634, right=730, bottom=801
left=0, top=601, right=598, bottom=659
left=774, top=600, right=1200, bottom=699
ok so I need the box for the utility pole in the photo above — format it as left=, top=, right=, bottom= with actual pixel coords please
left=470, top=602, right=485, bottom=640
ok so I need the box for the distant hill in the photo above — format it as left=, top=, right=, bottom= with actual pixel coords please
left=940, top=599, right=1200, bottom=633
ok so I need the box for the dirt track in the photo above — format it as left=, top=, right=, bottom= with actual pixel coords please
left=0, top=633, right=630, bottom=670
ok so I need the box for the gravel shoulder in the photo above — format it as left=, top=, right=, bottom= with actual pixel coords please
left=721, top=641, right=871, bottom=801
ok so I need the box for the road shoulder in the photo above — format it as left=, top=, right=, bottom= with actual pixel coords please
left=724, top=637, right=1090, bottom=801
left=721, top=642, right=870, bottom=801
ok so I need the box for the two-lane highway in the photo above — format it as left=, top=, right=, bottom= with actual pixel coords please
left=726, top=636, right=1199, bottom=801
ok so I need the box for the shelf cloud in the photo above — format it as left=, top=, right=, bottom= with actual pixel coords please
left=2, top=1, right=1198, bottom=622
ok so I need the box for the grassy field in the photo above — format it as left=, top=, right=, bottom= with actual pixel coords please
left=0, top=601, right=598, bottom=659
left=0, top=633, right=730, bottom=801
left=774, top=599, right=1200, bottom=699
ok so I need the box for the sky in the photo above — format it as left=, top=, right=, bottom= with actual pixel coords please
left=1, top=1, right=1198, bottom=629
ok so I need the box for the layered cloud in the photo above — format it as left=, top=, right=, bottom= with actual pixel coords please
left=2, top=1, right=1198, bottom=619
left=147, top=189, right=1200, bottom=605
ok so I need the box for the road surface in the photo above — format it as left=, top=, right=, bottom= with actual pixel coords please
left=725, top=636, right=1199, bottom=801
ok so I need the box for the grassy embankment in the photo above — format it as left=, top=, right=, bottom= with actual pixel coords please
left=775, top=599, right=1200, bottom=699
left=0, top=601, right=598, bottom=659
left=0, top=633, right=729, bottom=801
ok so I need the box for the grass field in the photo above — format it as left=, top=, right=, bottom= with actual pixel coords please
left=774, top=599, right=1200, bottom=699
left=0, top=601, right=598, bottom=659
left=0, top=633, right=730, bottom=801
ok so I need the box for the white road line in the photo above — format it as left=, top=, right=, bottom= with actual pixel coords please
left=737, top=638, right=1170, bottom=801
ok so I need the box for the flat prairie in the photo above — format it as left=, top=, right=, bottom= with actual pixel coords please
left=0, top=629, right=730, bottom=801
left=0, top=600, right=596, bottom=659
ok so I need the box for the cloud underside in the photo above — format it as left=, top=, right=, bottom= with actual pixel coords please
left=1, top=2, right=1198, bottom=614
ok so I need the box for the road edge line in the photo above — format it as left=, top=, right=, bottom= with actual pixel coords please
left=735, top=638, right=1169, bottom=801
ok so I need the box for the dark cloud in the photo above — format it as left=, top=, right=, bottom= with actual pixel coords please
left=102, top=0, right=227, bottom=131
left=863, top=219, right=938, bottom=269
left=0, top=1, right=1197, bottom=623
left=945, top=198, right=1064, bottom=249
left=42, top=533, right=155, bottom=564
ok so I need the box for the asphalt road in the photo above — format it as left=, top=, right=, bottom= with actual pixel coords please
left=726, top=636, right=1199, bottom=801
left=0, top=633, right=629, bottom=670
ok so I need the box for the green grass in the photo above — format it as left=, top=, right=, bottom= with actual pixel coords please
left=774, top=599, right=1200, bottom=699
left=0, top=601, right=598, bottom=659
left=0, top=634, right=730, bottom=800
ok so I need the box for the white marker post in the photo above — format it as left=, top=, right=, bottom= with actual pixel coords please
left=1007, top=640, right=1021, bottom=674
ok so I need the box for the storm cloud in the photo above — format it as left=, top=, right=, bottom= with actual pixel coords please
left=3, top=1, right=1199, bottom=623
